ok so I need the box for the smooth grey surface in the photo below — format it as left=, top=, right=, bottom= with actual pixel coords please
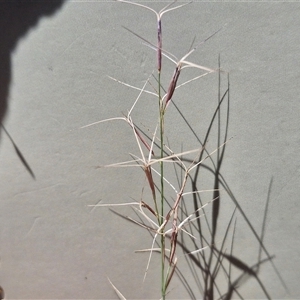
left=0, top=1, right=299, bottom=299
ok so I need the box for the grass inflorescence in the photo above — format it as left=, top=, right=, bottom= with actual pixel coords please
left=83, top=1, right=283, bottom=299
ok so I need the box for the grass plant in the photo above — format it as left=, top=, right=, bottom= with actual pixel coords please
left=82, top=1, right=284, bottom=299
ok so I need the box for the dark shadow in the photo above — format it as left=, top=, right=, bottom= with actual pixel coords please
left=0, top=1, right=66, bottom=125
left=0, top=1, right=67, bottom=294
left=0, top=1, right=66, bottom=177
left=1, top=123, right=35, bottom=179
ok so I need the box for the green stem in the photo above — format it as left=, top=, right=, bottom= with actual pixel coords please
left=158, top=71, right=166, bottom=300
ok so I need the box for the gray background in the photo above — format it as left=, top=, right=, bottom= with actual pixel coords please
left=0, top=1, right=299, bottom=299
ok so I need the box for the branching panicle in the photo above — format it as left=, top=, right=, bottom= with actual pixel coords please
left=83, top=1, right=276, bottom=299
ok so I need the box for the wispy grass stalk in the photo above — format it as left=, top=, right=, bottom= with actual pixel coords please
left=81, top=1, right=283, bottom=299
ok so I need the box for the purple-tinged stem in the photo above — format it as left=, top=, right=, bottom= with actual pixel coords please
left=157, top=19, right=162, bottom=73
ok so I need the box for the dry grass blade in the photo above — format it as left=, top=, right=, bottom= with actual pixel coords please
left=107, top=75, right=157, bottom=97
left=116, top=0, right=191, bottom=21
left=182, top=189, right=221, bottom=196
left=99, top=145, right=206, bottom=170
left=128, top=72, right=153, bottom=116
left=110, top=208, right=157, bottom=232
left=160, top=2, right=192, bottom=17
left=164, top=195, right=219, bottom=238
left=87, top=202, right=139, bottom=207
left=98, top=157, right=143, bottom=168
left=176, top=71, right=214, bottom=89
left=135, top=248, right=170, bottom=254
left=82, top=74, right=153, bottom=156
left=116, top=0, right=158, bottom=16
left=107, top=277, right=127, bottom=300
left=80, top=116, right=125, bottom=129
left=180, top=25, right=226, bottom=63
left=151, top=167, right=178, bottom=194
left=186, top=246, right=209, bottom=255
left=132, top=204, right=159, bottom=230
left=142, top=232, right=160, bottom=282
